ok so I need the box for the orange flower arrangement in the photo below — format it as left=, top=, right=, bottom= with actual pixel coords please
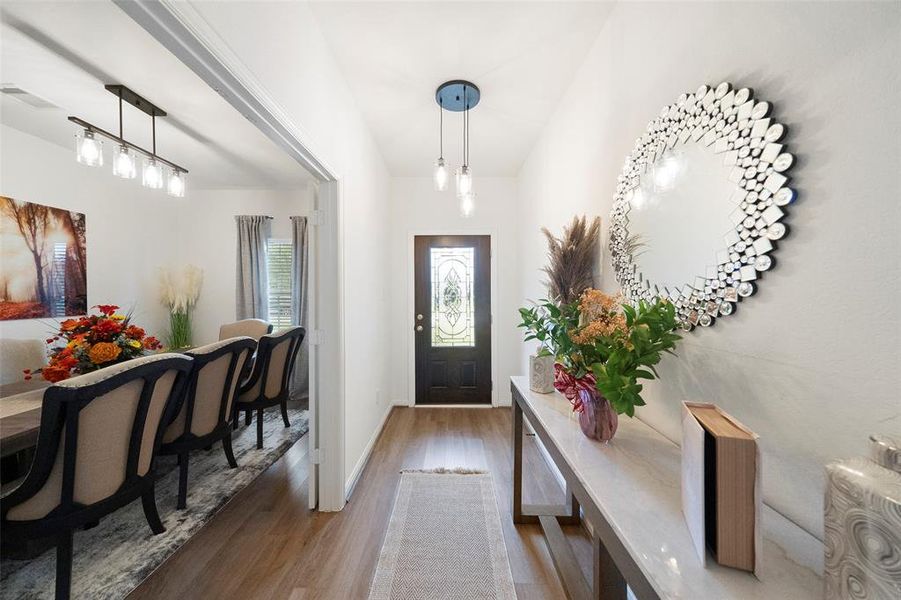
left=570, top=290, right=629, bottom=345
left=24, top=304, right=163, bottom=383
left=88, top=342, right=122, bottom=364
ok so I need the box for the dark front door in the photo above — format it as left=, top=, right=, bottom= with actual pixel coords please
left=414, top=235, right=491, bottom=404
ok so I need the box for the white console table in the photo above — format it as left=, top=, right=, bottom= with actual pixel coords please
left=511, top=376, right=822, bottom=599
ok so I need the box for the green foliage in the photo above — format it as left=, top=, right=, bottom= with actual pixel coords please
left=590, top=299, right=680, bottom=417
left=518, top=295, right=680, bottom=417
left=518, top=300, right=589, bottom=377
left=166, top=309, right=193, bottom=349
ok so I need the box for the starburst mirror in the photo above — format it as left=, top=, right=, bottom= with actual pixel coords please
left=608, top=82, right=796, bottom=331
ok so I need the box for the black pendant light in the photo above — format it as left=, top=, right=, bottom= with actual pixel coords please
left=434, top=80, right=480, bottom=216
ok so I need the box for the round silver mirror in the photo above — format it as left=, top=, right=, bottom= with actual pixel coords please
left=608, top=82, right=796, bottom=331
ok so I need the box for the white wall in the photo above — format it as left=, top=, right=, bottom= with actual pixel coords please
left=0, top=124, right=180, bottom=343
left=186, top=0, right=394, bottom=491
left=174, top=187, right=312, bottom=345
left=516, top=2, right=901, bottom=539
left=0, top=125, right=313, bottom=349
left=388, top=177, right=520, bottom=406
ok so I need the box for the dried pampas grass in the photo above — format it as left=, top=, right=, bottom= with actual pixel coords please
left=158, top=265, right=203, bottom=349
left=541, top=215, right=601, bottom=305
left=158, top=264, right=204, bottom=313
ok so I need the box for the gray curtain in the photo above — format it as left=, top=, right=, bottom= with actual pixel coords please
left=290, top=216, right=309, bottom=400
left=235, top=215, right=272, bottom=320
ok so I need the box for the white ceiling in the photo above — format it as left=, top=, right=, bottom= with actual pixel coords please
left=0, top=1, right=313, bottom=189
left=307, top=1, right=613, bottom=177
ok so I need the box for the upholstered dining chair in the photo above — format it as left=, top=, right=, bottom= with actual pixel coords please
left=0, top=354, right=192, bottom=600
left=159, top=337, right=256, bottom=509
left=218, top=318, right=272, bottom=342
left=233, top=327, right=305, bottom=449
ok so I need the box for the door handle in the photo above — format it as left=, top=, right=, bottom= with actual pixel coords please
left=416, top=325, right=423, bottom=332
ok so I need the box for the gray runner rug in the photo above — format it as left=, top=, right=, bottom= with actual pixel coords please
left=1, top=407, right=308, bottom=599
left=368, top=469, right=516, bottom=600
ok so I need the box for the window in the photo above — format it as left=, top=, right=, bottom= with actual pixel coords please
left=430, top=246, right=475, bottom=347
left=267, top=239, right=293, bottom=328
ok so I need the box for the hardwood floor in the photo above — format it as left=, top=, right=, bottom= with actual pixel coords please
left=129, top=406, right=591, bottom=599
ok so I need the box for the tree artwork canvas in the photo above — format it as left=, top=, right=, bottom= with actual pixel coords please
left=0, top=196, right=87, bottom=320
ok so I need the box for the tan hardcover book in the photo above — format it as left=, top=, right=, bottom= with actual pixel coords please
left=681, top=402, right=760, bottom=574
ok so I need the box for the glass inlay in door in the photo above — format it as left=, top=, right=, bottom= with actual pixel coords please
left=430, top=247, right=475, bottom=347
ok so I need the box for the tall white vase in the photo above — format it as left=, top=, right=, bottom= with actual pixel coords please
left=529, top=355, right=555, bottom=394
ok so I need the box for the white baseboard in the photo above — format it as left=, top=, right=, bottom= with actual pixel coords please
left=344, top=403, right=395, bottom=500
left=414, top=404, right=494, bottom=408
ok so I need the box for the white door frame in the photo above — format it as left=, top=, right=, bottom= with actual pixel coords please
left=406, top=228, right=499, bottom=407
left=119, top=0, right=346, bottom=511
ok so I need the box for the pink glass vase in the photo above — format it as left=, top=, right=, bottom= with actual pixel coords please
left=577, top=388, right=618, bottom=442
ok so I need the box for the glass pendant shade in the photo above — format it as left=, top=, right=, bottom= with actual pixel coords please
left=433, top=158, right=448, bottom=192
left=112, top=145, right=137, bottom=179
left=459, top=191, right=475, bottom=218
left=142, top=158, right=164, bottom=190
left=167, top=169, right=186, bottom=197
left=456, top=165, right=473, bottom=197
left=75, top=130, right=103, bottom=167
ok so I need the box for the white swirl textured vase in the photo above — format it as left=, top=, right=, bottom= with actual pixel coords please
left=824, top=435, right=901, bottom=600
left=529, top=355, right=555, bottom=394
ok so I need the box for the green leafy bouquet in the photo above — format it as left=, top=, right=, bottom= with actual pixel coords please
left=519, top=289, right=680, bottom=416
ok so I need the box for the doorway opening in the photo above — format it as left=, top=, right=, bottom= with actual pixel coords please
left=414, top=235, right=491, bottom=405
left=118, top=2, right=346, bottom=511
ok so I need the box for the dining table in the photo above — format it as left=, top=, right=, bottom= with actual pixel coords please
left=0, top=379, right=50, bottom=459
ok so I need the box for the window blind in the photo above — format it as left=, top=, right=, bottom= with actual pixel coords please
left=266, top=239, right=294, bottom=328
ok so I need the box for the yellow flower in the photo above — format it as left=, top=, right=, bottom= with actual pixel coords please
left=88, top=342, right=122, bottom=364
left=111, top=314, right=127, bottom=321
left=128, top=339, right=142, bottom=348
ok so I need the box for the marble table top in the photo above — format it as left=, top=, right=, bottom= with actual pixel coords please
left=511, top=376, right=823, bottom=599
left=0, top=388, right=44, bottom=419
left=0, top=385, right=47, bottom=457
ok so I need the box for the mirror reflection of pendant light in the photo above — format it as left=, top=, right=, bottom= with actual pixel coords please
left=70, top=84, right=188, bottom=196
left=434, top=80, right=480, bottom=216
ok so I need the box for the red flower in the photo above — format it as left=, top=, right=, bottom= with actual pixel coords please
left=57, top=355, right=78, bottom=369
left=124, top=325, right=145, bottom=339
left=60, top=319, right=80, bottom=332
left=92, top=319, right=123, bottom=340
left=553, top=364, right=596, bottom=413
left=143, top=336, right=162, bottom=350
left=93, top=304, right=120, bottom=316
left=42, top=365, right=71, bottom=383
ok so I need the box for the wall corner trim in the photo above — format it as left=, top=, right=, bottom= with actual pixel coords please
left=345, top=404, right=395, bottom=500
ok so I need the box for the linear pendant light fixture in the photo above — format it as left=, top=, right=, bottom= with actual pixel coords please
left=70, top=84, right=188, bottom=197
left=434, top=80, right=480, bottom=217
